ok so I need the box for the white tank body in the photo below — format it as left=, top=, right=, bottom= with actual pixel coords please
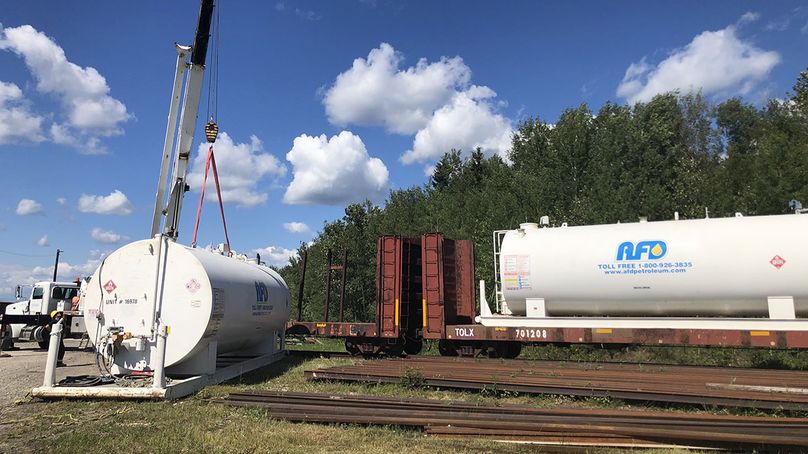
left=499, top=214, right=808, bottom=317
left=84, top=237, right=290, bottom=373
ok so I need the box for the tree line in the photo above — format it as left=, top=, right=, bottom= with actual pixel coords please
left=279, top=69, right=808, bottom=323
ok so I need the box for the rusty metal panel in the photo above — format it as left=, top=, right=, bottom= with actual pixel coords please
left=452, top=239, right=476, bottom=322
left=421, top=233, right=445, bottom=339
left=785, top=331, right=808, bottom=348
left=444, top=324, right=808, bottom=349
left=399, top=237, right=422, bottom=337
left=421, top=234, right=476, bottom=339
left=285, top=321, right=378, bottom=337
left=377, top=236, right=402, bottom=338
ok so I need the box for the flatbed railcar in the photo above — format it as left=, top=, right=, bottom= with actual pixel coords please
left=287, top=223, right=808, bottom=357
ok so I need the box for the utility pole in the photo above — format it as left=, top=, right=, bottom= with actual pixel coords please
left=52, top=249, right=62, bottom=282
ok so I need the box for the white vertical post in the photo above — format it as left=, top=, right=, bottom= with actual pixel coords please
left=42, top=320, right=63, bottom=387
left=479, top=280, right=493, bottom=317
left=153, top=324, right=168, bottom=389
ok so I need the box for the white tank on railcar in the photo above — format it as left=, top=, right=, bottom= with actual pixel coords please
left=84, top=237, right=290, bottom=375
left=498, top=214, right=808, bottom=317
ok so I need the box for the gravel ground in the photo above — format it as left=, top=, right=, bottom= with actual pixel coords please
left=0, top=339, right=98, bottom=406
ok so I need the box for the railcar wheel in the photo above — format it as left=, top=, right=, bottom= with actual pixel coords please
left=404, top=338, right=423, bottom=355
left=344, top=339, right=360, bottom=356
left=504, top=342, right=522, bottom=359
left=438, top=340, right=458, bottom=356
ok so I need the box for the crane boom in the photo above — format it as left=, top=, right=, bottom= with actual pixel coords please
left=151, top=0, right=215, bottom=241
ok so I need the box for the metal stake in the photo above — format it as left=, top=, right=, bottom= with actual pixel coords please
left=339, top=249, right=348, bottom=322
left=324, top=249, right=332, bottom=322
left=297, top=250, right=307, bottom=321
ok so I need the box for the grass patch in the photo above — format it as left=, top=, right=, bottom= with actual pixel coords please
left=4, top=343, right=803, bottom=453
left=512, top=343, right=808, bottom=370
left=5, top=399, right=538, bottom=454
left=400, top=367, right=427, bottom=389
left=0, top=354, right=719, bottom=453
left=285, top=336, right=346, bottom=352
left=0, top=357, right=547, bottom=453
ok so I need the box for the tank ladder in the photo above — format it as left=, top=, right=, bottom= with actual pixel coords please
left=492, top=230, right=508, bottom=314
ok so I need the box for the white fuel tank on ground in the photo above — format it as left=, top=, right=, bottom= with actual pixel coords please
left=84, top=237, right=291, bottom=375
left=498, top=214, right=808, bottom=317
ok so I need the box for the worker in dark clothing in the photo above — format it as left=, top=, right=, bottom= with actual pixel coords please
left=48, top=310, right=67, bottom=367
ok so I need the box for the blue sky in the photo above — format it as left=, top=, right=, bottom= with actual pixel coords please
left=1, top=1, right=807, bottom=298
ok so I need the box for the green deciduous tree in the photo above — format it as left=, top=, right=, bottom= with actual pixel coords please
left=280, top=69, right=808, bottom=322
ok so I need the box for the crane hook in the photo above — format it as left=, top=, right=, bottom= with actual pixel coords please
left=205, top=119, right=219, bottom=143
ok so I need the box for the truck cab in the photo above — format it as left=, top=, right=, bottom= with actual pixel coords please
left=1, top=281, right=86, bottom=349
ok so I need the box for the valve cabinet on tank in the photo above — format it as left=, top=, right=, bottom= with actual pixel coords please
left=498, top=214, right=808, bottom=319
left=84, top=237, right=291, bottom=376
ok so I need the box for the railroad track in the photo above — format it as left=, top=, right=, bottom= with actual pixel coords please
left=304, top=356, right=808, bottom=411
left=216, top=390, right=808, bottom=450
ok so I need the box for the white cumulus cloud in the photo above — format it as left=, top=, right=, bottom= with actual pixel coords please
left=283, top=222, right=311, bottom=233
left=0, top=80, right=44, bottom=143
left=254, top=245, right=299, bottom=268
left=323, top=43, right=513, bottom=166
left=0, top=253, right=106, bottom=299
left=323, top=42, right=471, bottom=135
left=616, top=17, right=781, bottom=104
left=36, top=234, right=49, bottom=247
left=50, top=123, right=104, bottom=155
left=402, top=88, right=513, bottom=165
left=16, top=198, right=42, bottom=215
left=187, top=132, right=287, bottom=208
left=78, top=190, right=133, bottom=215
left=0, top=24, right=130, bottom=153
left=283, top=131, right=389, bottom=205
left=90, top=227, right=126, bottom=244
left=737, top=12, right=760, bottom=25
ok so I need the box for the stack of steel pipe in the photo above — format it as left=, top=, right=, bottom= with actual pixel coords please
left=217, top=390, right=808, bottom=449
left=304, top=357, right=808, bottom=410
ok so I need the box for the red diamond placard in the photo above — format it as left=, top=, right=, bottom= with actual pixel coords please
left=186, top=278, right=201, bottom=293
left=770, top=255, right=786, bottom=269
left=103, top=279, right=117, bottom=294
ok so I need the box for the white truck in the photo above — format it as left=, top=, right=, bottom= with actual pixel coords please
left=0, top=280, right=87, bottom=350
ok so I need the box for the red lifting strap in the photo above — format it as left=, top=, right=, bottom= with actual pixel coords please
left=191, top=145, right=232, bottom=255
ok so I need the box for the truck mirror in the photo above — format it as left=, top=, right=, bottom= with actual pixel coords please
left=15, top=285, right=21, bottom=299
